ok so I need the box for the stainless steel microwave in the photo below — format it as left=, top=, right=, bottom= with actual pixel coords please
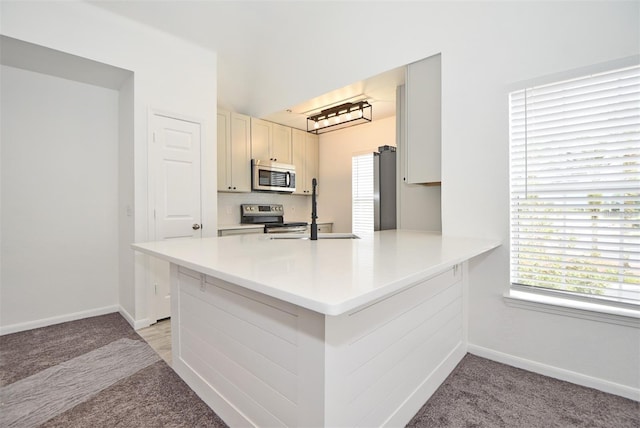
left=252, top=159, right=296, bottom=193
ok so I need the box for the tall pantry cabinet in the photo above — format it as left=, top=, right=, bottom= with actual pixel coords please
left=292, top=129, right=319, bottom=195
left=404, top=53, right=441, bottom=184
left=217, top=110, right=251, bottom=192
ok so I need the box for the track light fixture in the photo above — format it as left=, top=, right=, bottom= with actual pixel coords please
left=306, top=101, right=372, bottom=134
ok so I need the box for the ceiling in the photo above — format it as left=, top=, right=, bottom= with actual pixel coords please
left=263, top=65, right=405, bottom=131
left=88, top=1, right=405, bottom=131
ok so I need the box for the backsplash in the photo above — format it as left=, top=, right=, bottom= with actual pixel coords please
left=218, top=192, right=312, bottom=225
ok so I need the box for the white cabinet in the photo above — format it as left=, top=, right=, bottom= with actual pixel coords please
left=292, top=129, right=319, bottom=195
left=292, top=129, right=305, bottom=194
left=219, top=113, right=316, bottom=195
left=272, top=122, right=292, bottom=164
left=250, top=117, right=271, bottom=161
left=317, top=223, right=332, bottom=233
left=405, top=53, right=441, bottom=184
left=305, top=132, right=319, bottom=193
left=251, top=118, right=292, bottom=164
left=305, top=223, right=332, bottom=233
left=218, top=110, right=251, bottom=192
left=217, top=227, right=263, bottom=237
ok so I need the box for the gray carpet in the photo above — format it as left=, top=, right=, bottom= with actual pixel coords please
left=0, top=313, right=227, bottom=427
left=1, top=338, right=159, bottom=427
left=408, top=354, right=639, bottom=428
left=1, top=313, right=638, bottom=427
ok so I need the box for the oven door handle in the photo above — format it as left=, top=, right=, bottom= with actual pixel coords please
left=266, top=226, right=308, bottom=234
left=288, top=226, right=307, bottom=233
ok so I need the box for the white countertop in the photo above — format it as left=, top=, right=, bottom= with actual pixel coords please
left=132, top=230, right=499, bottom=316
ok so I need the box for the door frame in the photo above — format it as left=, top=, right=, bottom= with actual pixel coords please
left=146, top=108, right=204, bottom=324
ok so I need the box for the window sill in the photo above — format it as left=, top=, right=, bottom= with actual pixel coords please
left=504, top=289, right=640, bottom=328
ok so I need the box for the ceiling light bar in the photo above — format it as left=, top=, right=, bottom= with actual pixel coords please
left=306, top=101, right=372, bottom=134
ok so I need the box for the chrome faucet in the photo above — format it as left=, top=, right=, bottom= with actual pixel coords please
left=310, top=178, right=318, bottom=240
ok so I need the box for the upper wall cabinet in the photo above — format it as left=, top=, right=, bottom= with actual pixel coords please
left=272, top=122, right=292, bottom=164
left=405, top=53, right=441, bottom=184
left=251, top=118, right=292, bottom=164
left=304, top=132, right=319, bottom=195
left=218, top=110, right=251, bottom=192
left=291, top=129, right=319, bottom=195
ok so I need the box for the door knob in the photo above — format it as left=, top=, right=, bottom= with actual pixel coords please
left=192, top=224, right=201, bottom=230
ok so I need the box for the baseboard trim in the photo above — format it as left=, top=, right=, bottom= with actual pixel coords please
left=121, top=308, right=151, bottom=331
left=386, top=341, right=467, bottom=427
left=467, top=344, right=640, bottom=402
left=173, top=358, right=252, bottom=428
left=0, top=305, right=120, bottom=336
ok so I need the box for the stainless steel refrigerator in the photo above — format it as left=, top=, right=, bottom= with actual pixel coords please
left=374, top=145, right=397, bottom=231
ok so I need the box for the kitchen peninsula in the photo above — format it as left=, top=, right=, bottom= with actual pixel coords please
left=132, top=230, right=499, bottom=427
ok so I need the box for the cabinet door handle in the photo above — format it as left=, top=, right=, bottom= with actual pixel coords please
left=192, top=224, right=201, bottom=230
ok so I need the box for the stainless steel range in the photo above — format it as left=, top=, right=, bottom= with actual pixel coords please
left=240, top=204, right=308, bottom=233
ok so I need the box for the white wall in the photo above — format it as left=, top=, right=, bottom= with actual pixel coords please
left=318, top=113, right=441, bottom=234
left=1, top=65, right=119, bottom=327
left=0, top=1, right=217, bottom=329
left=218, top=193, right=311, bottom=225
left=118, top=74, right=135, bottom=321
left=244, top=1, right=640, bottom=397
left=2, top=0, right=638, bottom=398
left=318, top=116, right=396, bottom=233
left=436, top=3, right=640, bottom=398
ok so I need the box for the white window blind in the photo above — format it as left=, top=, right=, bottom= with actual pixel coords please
left=352, top=153, right=374, bottom=236
left=509, top=64, right=640, bottom=307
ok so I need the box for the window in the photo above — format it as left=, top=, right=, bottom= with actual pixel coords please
left=509, top=64, right=639, bottom=308
left=352, top=153, right=374, bottom=236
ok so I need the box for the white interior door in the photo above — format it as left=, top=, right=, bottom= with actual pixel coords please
left=150, top=112, right=202, bottom=322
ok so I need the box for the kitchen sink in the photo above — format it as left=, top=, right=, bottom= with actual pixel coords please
left=268, top=233, right=360, bottom=240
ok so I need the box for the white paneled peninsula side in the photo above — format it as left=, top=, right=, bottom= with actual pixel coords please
left=132, top=230, right=499, bottom=427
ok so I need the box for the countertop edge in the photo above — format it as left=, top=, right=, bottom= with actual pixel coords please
left=131, top=236, right=500, bottom=316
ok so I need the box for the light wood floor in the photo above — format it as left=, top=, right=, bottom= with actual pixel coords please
left=137, top=318, right=172, bottom=367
